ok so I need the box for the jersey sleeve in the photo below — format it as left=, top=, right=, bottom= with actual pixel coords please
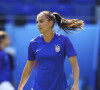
left=28, top=42, right=36, bottom=61
left=65, top=36, right=77, bottom=58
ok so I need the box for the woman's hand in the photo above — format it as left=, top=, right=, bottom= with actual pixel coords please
left=71, top=84, right=79, bottom=90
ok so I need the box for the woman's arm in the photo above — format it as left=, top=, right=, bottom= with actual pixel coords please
left=69, top=55, right=80, bottom=90
left=18, top=60, right=35, bottom=90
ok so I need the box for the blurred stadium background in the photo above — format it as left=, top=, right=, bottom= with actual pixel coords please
left=0, top=0, right=100, bottom=90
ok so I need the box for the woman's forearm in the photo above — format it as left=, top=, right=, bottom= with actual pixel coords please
left=18, top=61, right=35, bottom=89
left=69, top=56, right=80, bottom=85
left=72, top=65, right=80, bottom=85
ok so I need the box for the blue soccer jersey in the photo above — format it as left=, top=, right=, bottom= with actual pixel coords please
left=28, top=32, right=77, bottom=90
left=0, top=48, right=10, bottom=83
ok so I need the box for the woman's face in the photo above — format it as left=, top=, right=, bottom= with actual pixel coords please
left=2, top=35, right=10, bottom=47
left=36, top=13, right=53, bottom=34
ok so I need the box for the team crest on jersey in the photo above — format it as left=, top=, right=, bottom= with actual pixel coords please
left=55, top=44, right=60, bottom=52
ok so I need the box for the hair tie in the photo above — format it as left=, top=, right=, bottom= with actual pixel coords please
left=43, top=13, right=54, bottom=24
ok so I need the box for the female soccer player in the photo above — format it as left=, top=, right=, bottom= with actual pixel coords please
left=18, top=11, right=84, bottom=90
left=0, top=31, right=15, bottom=90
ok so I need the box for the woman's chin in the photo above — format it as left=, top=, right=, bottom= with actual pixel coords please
left=39, top=31, right=43, bottom=34
left=39, top=30, right=44, bottom=34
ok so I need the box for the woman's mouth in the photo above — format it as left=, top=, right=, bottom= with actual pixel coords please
left=39, top=28, right=42, bottom=30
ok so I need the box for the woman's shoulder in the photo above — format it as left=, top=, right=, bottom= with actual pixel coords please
left=0, top=50, right=7, bottom=59
left=29, top=34, right=43, bottom=44
left=55, top=32, right=68, bottom=40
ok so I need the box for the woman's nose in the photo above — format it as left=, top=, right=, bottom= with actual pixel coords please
left=37, top=23, right=41, bottom=27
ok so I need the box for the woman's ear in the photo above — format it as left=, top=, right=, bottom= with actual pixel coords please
left=50, top=20, right=54, bottom=27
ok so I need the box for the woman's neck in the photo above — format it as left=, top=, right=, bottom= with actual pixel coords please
left=0, top=44, right=5, bottom=50
left=43, top=31, right=55, bottom=43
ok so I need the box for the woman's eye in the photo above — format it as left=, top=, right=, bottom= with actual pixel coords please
left=40, top=21, right=43, bottom=23
left=36, top=21, right=44, bottom=23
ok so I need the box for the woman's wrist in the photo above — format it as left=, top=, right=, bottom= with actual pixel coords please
left=73, top=82, right=79, bottom=86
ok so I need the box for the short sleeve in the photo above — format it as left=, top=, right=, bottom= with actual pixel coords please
left=28, top=42, right=36, bottom=61
left=65, top=37, right=77, bottom=58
